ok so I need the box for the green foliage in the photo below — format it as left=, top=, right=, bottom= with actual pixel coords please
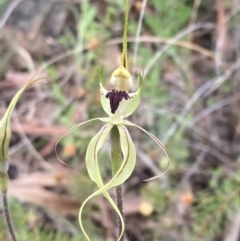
left=0, top=36, right=14, bottom=77
left=191, top=168, right=240, bottom=240
left=2, top=0, right=239, bottom=240
left=141, top=181, right=170, bottom=212
left=144, top=0, right=191, bottom=37
left=0, top=0, right=8, bottom=16
left=221, top=80, right=234, bottom=94
left=0, top=198, right=101, bottom=241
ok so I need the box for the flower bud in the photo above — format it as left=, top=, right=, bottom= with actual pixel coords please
left=0, top=118, right=11, bottom=163
left=0, top=74, right=43, bottom=164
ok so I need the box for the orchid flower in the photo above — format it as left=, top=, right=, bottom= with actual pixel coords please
left=54, top=1, right=168, bottom=240
left=57, top=66, right=169, bottom=241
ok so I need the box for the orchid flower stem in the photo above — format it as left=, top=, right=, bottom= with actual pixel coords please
left=2, top=190, right=18, bottom=241
left=121, top=0, right=129, bottom=69
left=110, top=125, right=125, bottom=241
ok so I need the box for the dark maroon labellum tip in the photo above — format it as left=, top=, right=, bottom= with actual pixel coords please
left=105, top=89, right=130, bottom=114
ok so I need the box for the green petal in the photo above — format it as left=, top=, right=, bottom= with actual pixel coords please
left=99, top=71, right=143, bottom=119
left=86, top=124, right=136, bottom=189
left=79, top=124, right=136, bottom=241
left=79, top=123, right=115, bottom=240
left=123, top=120, right=169, bottom=181
left=86, top=124, right=113, bottom=184
left=99, top=84, right=111, bottom=116
left=100, top=84, right=141, bottom=118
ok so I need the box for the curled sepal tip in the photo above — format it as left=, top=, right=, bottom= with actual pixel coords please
left=123, top=119, right=170, bottom=181
left=80, top=124, right=136, bottom=241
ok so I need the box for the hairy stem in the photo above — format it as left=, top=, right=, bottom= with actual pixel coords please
left=2, top=191, right=18, bottom=241
left=110, top=126, right=125, bottom=240
left=121, top=0, right=129, bottom=69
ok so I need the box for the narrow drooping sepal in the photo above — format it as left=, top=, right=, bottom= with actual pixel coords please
left=79, top=124, right=136, bottom=241
left=79, top=123, right=126, bottom=241
left=85, top=124, right=113, bottom=184
left=123, top=119, right=169, bottom=181
left=87, top=124, right=136, bottom=187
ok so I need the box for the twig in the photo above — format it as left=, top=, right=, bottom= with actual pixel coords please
left=188, top=96, right=233, bottom=127
left=182, top=139, right=235, bottom=167
left=145, top=104, right=235, bottom=167
left=13, top=113, right=54, bottom=171
left=107, top=35, right=215, bottom=60
left=143, top=22, right=215, bottom=78
left=0, top=0, right=23, bottom=28
left=132, top=0, right=148, bottom=75
left=186, top=0, right=202, bottom=93
left=215, top=0, right=227, bottom=76
left=162, top=58, right=240, bottom=144
left=180, top=146, right=208, bottom=184
left=15, top=46, right=35, bottom=72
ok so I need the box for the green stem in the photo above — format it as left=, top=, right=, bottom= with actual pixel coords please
left=2, top=191, right=18, bottom=241
left=0, top=170, right=18, bottom=241
left=110, top=126, right=125, bottom=241
left=121, top=0, right=129, bottom=69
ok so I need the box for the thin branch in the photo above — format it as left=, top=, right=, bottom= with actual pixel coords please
left=132, top=0, right=148, bottom=75
left=162, top=58, right=240, bottom=144
left=143, top=23, right=215, bottom=78
left=0, top=0, right=23, bottom=28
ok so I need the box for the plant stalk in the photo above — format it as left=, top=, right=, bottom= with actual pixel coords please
left=121, top=0, right=129, bottom=69
left=110, top=125, right=125, bottom=241
left=2, top=190, right=18, bottom=241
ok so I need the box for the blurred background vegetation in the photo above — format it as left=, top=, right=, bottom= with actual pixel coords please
left=0, top=0, right=240, bottom=240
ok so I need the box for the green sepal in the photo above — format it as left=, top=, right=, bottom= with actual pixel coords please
left=123, top=119, right=169, bottom=181
left=79, top=124, right=136, bottom=241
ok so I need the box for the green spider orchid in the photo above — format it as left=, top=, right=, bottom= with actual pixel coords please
left=57, top=66, right=168, bottom=241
